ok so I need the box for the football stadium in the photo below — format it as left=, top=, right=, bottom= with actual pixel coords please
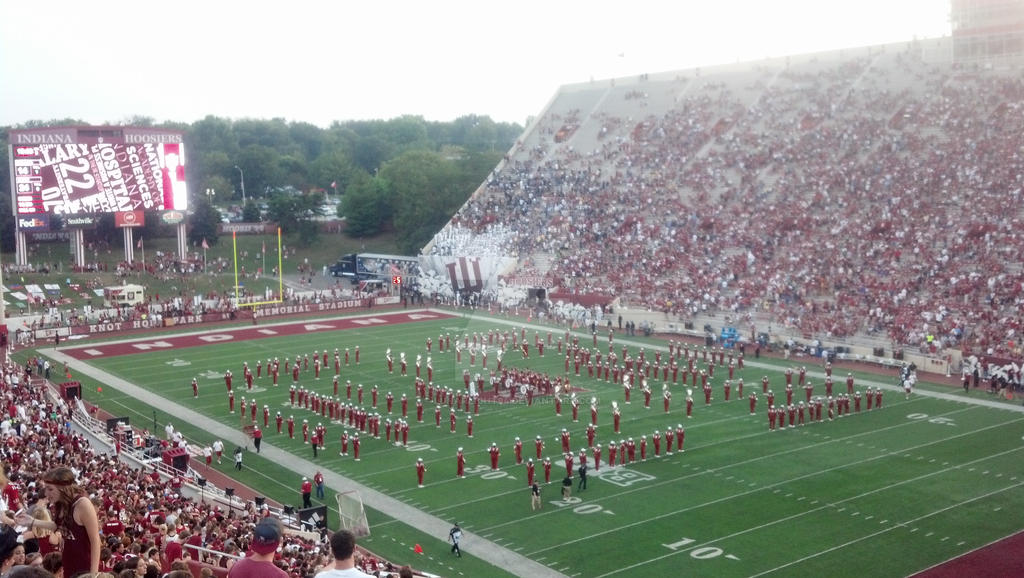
left=3, top=2, right=1024, bottom=577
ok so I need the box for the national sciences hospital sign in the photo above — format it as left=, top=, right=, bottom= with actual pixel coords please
left=8, top=126, right=188, bottom=217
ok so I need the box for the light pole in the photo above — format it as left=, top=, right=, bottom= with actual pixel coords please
left=0, top=248, right=6, bottom=330
left=234, top=165, right=247, bottom=204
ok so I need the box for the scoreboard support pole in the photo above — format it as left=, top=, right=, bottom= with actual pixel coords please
left=15, top=231, right=27, bottom=266
left=124, top=228, right=136, bottom=265
left=70, top=229, right=85, bottom=269
left=176, top=223, right=188, bottom=262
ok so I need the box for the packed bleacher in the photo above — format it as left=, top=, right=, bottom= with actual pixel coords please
left=8, top=280, right=370, bottom=346
left=431, top=41, right=1024, bottom=360
left=0, top=357, right=416, bottom=578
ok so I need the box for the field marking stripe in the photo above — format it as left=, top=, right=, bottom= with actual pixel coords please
left=599, top=478, right=1024, bottom=578
left=391, top=403, right=790, bottom=484
left=44, top=307, right=1011, bottom=578
left=55, top=309, right=452, bottom=357
left=444, top=398, right=967, bottom=513
left=411, top=388, right=786, bottom=448
left=746, top=480, right=1024, bottom=577
left=523, top=414, right=1024, bottom=554
left=438, top=397, right=985, bottom=502
left=477, top=404, right=986, bottom=527
left=453, top=310, right=1024, bottom=414
left=48, top=348, right=568, bottom=578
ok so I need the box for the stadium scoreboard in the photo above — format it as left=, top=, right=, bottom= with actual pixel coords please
left=8, top=126, right=188, bottom=216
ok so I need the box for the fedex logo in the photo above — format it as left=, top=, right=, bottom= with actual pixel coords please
left=18, top=217, right=48, bottom=230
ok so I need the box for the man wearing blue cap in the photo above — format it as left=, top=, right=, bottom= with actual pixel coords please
left=228, top=516, right=287, bottom=577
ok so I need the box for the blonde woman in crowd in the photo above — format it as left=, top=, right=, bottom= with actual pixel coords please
left=20, top=505, right=61, bottom=559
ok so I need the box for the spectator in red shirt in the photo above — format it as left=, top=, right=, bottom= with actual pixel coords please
left=162, top=530, right=186, bottom=573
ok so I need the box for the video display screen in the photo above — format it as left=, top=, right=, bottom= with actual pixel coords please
left=9, top=127, right=187, bottom=215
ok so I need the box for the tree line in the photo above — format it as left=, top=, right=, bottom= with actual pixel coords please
left=0, top=114, right=522, bottom=254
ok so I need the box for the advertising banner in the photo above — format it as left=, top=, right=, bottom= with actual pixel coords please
left=219, top=222, right=277, bottom=234
left=64, top=215, right=99, bottom=228
left=17, top=214, right=50, bottom=231
left=115, top=211, right=145, bottom=228
left=421, top=255, right=516, bottom=293
left=162, top=210, right=186, bottom=224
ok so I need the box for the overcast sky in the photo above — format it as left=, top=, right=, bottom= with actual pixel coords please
left=0, top=0, right=950, bottom=128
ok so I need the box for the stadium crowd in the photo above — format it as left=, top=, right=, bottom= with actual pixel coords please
left=437, top=48, right=1024, bottom=360
left=0, top=357, right=413, bottom=578
left=12, top=282, right=372, bottom=344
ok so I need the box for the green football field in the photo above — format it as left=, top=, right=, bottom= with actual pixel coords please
left=45, top=309, right=1024, bottom=577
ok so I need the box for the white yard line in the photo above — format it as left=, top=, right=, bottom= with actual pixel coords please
left=746, top=480, right=1024, bottom=577
left=446, top=309, right=1024, bottom=413
left=526, top=414, right=1023, bottom=556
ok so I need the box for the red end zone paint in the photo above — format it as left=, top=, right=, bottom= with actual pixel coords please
left=912, top=529, right=1024, bottom=578
left=62, top=311, right=454, bottom=360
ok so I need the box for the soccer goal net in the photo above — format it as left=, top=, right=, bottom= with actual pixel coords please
left=336, top=490, right=371, bottom=537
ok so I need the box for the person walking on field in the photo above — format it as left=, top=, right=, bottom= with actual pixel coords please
left=314, top=470, right=325, bottom=499
left=531, top=483, right=542, bottom=511
left=253, top=426, right=263, bottom=454
left=301, top=477, right=312, bottom=508
left=448, top=522, right=462, bottom=558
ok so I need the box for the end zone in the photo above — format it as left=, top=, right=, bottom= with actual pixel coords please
left=61, top=310, right=455, bottom=360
